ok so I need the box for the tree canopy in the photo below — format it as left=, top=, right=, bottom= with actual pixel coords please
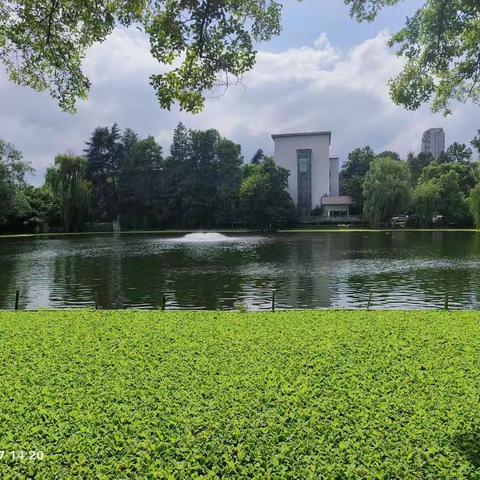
left=362, top=156, right=411, bottom=227
left=2, top=1, right=479, bottom=114
left=339, top=146, right=375, bottom=212
left=3, top=126, right=480, bottom=234
left=45, top=154, right=91, bottom=232
left=406, top=151, right=434, bottom=186
left=0, top=139, right=31, bottom=225
left=469, top=181, right=480, bottom=228
left=442, top=142, right=473, bottom=164
left=239, top=156, right=295, bottom=229
left=414, top=162, right=472, bottom=226
left=412, top=180, right=441, bottom=227
left=0, top=0, right=282, bottom=113
left=345, top=0, right=480, bottom=114
left=470, top=130, right=480, bottom=158
left=419, top=161, right=477, bottom=197
left=0, top=122, right=294, bottom=233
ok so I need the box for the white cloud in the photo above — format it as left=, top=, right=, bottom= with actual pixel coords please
left=83, top=28, right=164, bottom=83
left=250, top=32, right=341, bottom=85
left=0, top=28, right=478, bottom=185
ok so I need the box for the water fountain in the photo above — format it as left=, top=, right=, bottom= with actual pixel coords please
left=173, top=232, right=236, bottom=243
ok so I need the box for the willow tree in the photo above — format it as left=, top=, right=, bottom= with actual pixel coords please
left=469, top=183, right=480, bottom=228
left=412, top=181, right=441, bottom=227
left=363, top=157, right=411, bottom=227
left=45, top=154, right=91, bottom=232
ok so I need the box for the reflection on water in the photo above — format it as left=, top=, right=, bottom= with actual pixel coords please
left=1, top=231, right=480, bottom=310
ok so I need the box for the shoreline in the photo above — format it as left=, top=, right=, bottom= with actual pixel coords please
left=1, top=227, right=480, bottom=239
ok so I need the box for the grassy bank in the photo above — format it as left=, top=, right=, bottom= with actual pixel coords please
left=1, top=310, right=480, bottom=478
left=279, top=228, right=480, bottom=233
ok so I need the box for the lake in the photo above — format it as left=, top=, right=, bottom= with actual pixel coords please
left=1, top=231, right=480, bottom=310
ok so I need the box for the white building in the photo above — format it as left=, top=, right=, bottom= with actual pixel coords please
left=421, top=128, right=445, bottom=160
left=272, top=131, right=353, bottom=219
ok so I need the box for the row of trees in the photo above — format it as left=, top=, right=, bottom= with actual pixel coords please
left=3, top=124, right=480, bottom=232
left=0, top=124, right=295, bottom=233
left=340, top=131, right=480, bottom=227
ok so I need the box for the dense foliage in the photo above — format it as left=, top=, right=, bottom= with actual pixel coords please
left=415, top=163, right=474, bottom=226
left=412, top=181, right=441, bottom=228
left=239, top=157, right=295, bottom=229
left=0, top=139, right=31, bottom=225
left=1, top=310, right=480, bottom=478
left=362, top=157, right=411, bottom=227
left=3, top=126, right=480, bottom=232
left=0, top=123, right=295, bottom=232
left=339, top=146, right=375, bottom=213
left=164, top=124, right=244, bottom=228
left=406, top=152, right=434, bottom=186
left=469, top=182, right=480, bottom=228
left=339, top=132, right=480, bottom=228
left=45, top=154, right=91, bottom=232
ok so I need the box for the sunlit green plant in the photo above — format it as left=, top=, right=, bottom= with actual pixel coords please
left=1, top=310, right=479, bottom=478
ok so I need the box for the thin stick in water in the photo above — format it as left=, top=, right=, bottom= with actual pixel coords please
left=161, top=295, right=166, bottom=311
left=367, top=290, right=373, bottom=311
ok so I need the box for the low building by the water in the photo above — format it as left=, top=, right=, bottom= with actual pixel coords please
left=321, top=195, right=354, bottom=219
left=272, top=131, right=354, bottom=221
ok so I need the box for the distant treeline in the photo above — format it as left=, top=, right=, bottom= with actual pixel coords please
left=340, top=132, right=480, bottom=227
left=0, top=123, right=295, bottom=232
left=1, top=125, right=480, bottom=233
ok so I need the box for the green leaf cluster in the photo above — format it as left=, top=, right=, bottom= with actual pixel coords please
left=0, top=0, right=283, bottom=113
left=345, top=0, right=480, bottom=114
left=468, top=181, right=480, bottom=227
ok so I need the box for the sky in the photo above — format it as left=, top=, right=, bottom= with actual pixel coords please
left=1, top=0, right=479, bottom=185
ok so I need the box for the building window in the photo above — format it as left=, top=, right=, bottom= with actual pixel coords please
left=298, top=158, right=309, bottom=173
left=297, top=149, right=312, bottom=217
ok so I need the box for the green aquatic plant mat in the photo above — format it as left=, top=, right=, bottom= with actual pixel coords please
left=0, top=310, right=479, bottom=478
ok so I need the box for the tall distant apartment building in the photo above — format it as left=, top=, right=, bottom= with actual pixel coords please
left=272, top=131, right=352, bottom=219
left=421, top=128, right=445, bottom=159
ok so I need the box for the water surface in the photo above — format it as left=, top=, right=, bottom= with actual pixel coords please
left=1, top=231, right=480, bottom=310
